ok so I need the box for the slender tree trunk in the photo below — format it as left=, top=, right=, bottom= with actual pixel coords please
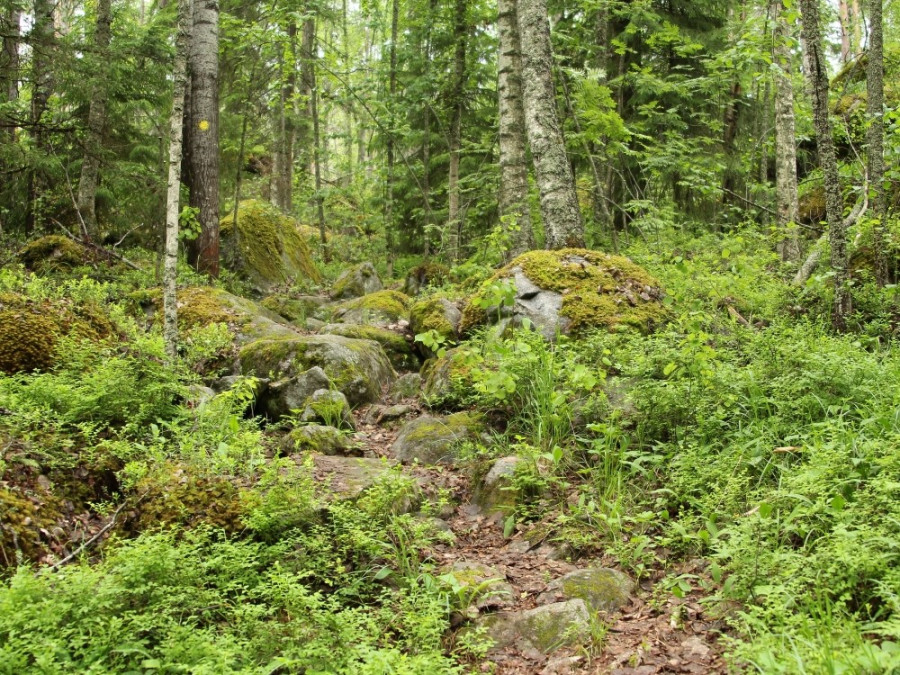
left=800, top=0, right=850, bottom=330
left=272, top=22, right=296, bottom=212
left=497, top=0, right=533, bottom=258
left=299, top=15, right=314, bottom=174
left=838, top=0, right=852, bottom=63
left=1, top=8, right=20, bottom=141
left=384, top=0, right=398, bottom=273
left=772, top=0, right=800, bottom=262
left=26, top=0, right=54, bottom=233
left=446, top=0, right=466, bottom=263
left=867, top=0, right=887, bottom=286
left=187, top=0, right=219, bottom=277
left=517, top=0, right=583, bottom=249
left=309, top=19, right=327, bottom=259
left=230, top=113, right=247, bottom=258
left=76, top=0, right=112, bottom=242
left=164, top=0, right=193, bottom=361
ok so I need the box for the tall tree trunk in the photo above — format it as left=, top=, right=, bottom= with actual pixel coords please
left=272, top=22, right=296, bottom=212
left=497, top=0, right=533, bottom=258
left=309, top=18, right=327, bottom=259
left=446, top=0, right=466, bottom=263
left=164, top=0, right=193, bottom=361
left=800, top=0, right=850, bottom=330
left=772, top=0, right=800, bottom=262
left=76, top=0, right=112, bottom=242
left=187, top=0, right=219, bottom=277
left=384, top=0, right=398, bottom=273
left=867, top=0, right=887, bottom=286
left=1, top=7, right=20, bottom=141
left=516, top=0, right=583, bottom=249
left=299, top=15, right=314, bottom=174
left=26, top=0, right=54, bottom=233
left=838, top=0, right=852, bottom=63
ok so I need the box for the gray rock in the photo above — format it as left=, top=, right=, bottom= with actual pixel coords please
left=304, top=317, right=326, bottom=331
left=537, top=568, right=633, bottom=614
left=480, top=600, right=593, bottom=654
left=257, top=367, right=331, bottom=421
left=474, top=456, right=523, bottom=514
left=363, top=404, right=414, bottom=426
left=390, top=413, right=482, bottom=465
left=409, top=297, right=462, bottom=342
left=281, top=424, right=360, bottom=456
left=443, top=561, right=513, bottom=611
left=389, top=373, right=423, bottom=402
left=307, top=454, right=420, bottom=512
left=300, top=388, right=355, bottom=430
left=239, top=334, right=396, bottom=406
left=186, top=385, right=216, bottom=409
left=331, top=262, right=383, bottom=300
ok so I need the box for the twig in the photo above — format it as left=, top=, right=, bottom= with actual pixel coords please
left=721, top=187, right=778, bottom=217
left=49, top=218, right=145, bottom=271
left=48, top=500, right=131, bottom=571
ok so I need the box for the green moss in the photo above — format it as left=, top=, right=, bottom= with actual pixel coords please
left=221, top=200, right=321, bottom=286
left=404, top=263, right=450, bottom=294
left=283, top=425, right=355, bottom=455
left=410, top=297, right=456, bottom=338
left=126, top=287, right=249, bottom=329
left=239, top=337, right=306, bottom=376
left=401, top=412, right=481, bottom=444
left=322, top=324, right=417, bottom=371
left=18, top=235, right=86, bottom=272
left=0, top=487, right=64, bottom=567
left=460, top=248, right=667, bottom=335
left=336, top=290, right=411, bottom=321
left=260, top=295, right=322, bottom=323
left=331, top=263, right=382, bottom=299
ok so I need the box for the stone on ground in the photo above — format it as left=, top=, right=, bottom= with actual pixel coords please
left=410, top=297, right=462, bottom=343
left=299, top=389, right=355, bottom=430
left=391, top=412, right=482, bottom=465
left=261, top=294, right=326, bottom=324
left=329, top=290, right=411, bottom=326
left=480, top=599, right=593, bottom=654
left=460, top=248, right=666, bottom=339
left=403, top=262, right=449, bottom=295
left=389, top=373, right=423, bottom=402
left=257, top=366, right=331, bottom=422
left=319, top=323, right=418, bottom=371
left=443, top=561, right=514, bottom=611
left=474, top=456, right=523, bottom=515
left=363, top=404, right=414, bottom=426
left=307, top=455, right=420, bottom=512
left=281, top=425, right=360, bottom=456
left=537, top=568, right=633, bottom=614
left=330, top=262, right=383, bottom=299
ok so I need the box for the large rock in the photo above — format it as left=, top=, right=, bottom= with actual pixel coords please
left=460, top=249, right=666, bottom=339
left=239, top=334, right=395, bottom=405
left=307, top=455, right=420, bottom=512
left=330, top=262, right=383, bottom=300
left=221, top=200, right=321, bottom=290
left=328, top=290, right=411, bottom=327
left=389, top=373, right=423, bottom=402
left=390, top=412, right=482, bottom=465
left=319, top=323, right=418, bottom=371
left=261, top=294, right=327, bottom=324
left=281, top=425, right=360, bottom=456
left=299, top=389, right=355, bottom=430
left=421, top=349, right=471, bottom=407
left=404, top=262, right=449, bottom=296
left=443, top=561, right=514, bottom=611
left=409, top=297, right=462, bottom=354
left=537, top=568, right=633, bottom=614
left=480, top=600, right=593, bottom=654
left=473, top=456, right=523, bottom=515
left=257, top=366, right=331, bottom=421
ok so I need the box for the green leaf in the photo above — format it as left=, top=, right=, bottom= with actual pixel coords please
left=759, top=502, right=774, bottom=519
left=663, top=362, right=678, bottom=376
left=503, top=514, right=516, bottom=538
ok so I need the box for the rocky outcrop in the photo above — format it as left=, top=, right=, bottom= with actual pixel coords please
left=281, top=425, right=360, bottom=455
left=330, top=262, right=383, bottom=300
left=319, top=323, right=418, bottom=371
left=390, top=412, right=482, bottom=465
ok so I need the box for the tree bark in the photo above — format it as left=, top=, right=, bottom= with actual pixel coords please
left=772, top=0, right=800, bottom=262
left=186, top=0, right=219, bottom=277
left=384, top=0, right=398, bottom=271
left=0, top=7, right=20, bottom=141
left=867, top=0, right=887, bottom=286
left=309, top=18, right=327, bottom=259
left=272, top=22, right=296, bottom=213
left=26, top=0, right=54, bottom=233
left=516, top=0, right=583, bottom=250
left=446, top=0, right=466, bottom=263
left=76, top=0, right=112, bottom=242
left=497, top=0, right=533, bottom=259
left=164, top=0, right=193, bottom=361
left=800, top=0, right=850, bottom=330
left=838, top=0, right=852, bottom=63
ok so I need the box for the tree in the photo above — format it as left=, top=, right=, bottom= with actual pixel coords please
left=76, top=0, right=113, bottom=242
left=497, top=0, right=533, bottom=257
left=772, top=0, right=800, bottom=262
left=516, top=0, right=583, bottom=249
left=445, top=0, right=467, bottom=262
left=164, top=0, right=193, bottom=360
left=799, top=0, right=850, bottom=330
left=867, top=0, right=887, bottom=286
left=186, top=0, right=220, bottom=277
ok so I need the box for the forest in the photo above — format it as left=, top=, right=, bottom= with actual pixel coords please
left=0, top=0, right=899, bottom=671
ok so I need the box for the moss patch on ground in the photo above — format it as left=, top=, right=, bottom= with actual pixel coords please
left=18, top=235, right=87, bottom=272
left=460, top=248, right=667, bottom=336
left=0, top=488, right=64, bottom=567
left=221, top=200, right=321, bottom=287
left=335, top=290, right=411, bottom=322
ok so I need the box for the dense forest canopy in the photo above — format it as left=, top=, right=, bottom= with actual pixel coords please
left=1, top=0, right=900, bottom=672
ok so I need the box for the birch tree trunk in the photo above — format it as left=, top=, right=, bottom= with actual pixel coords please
left=838, top=0, right=852, bottom=63
left=867, top=0, right=887, bottom=286
left=517, top=0, right=583, bottom=250
left=800, top=0, right=851, bottom=330
left=497, top=0, right=533, bottom=258
left=164, top=0, right=192, bottom=361
left=76, top=0, right=112, bottom=242
left=187, top=0, right=219, bottom=277
left=772, top=0, right=800, bottom=262
left=446, top=0, right=466, bottom=263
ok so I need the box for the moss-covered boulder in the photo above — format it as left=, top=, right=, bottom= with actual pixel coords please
left=410, top=297, right=461, bottom=340
left=421, top=349, right=472, bottom=408
left=442, top=561, right=514, bottom=611
left=330, top=262, right=383, bottom=300
left=537, top=568, right=633, bottom=614
left=239, top=334, right=395, bottom=406
left=479, top=600, right=593, bottom=654
left=319, top=323, right=418, bottom=371
left=280, top=424, right=360, bottom=456
left=460, top=249, right=666, bottom=339
left=299, top=389, right=355, bottom=430
left=308, top=455, right=420, bottom=512
left=389, top=373, right=423, bottom=403
left=221, top=199, right=321, bottom=290
left=473, top=456, right=523, bottom=515
left=0, top=487, right=65, bottom=567
left=330, top=290, right=411, bottom=326
left=257, top=366, right=332, bottom=422
left=18, top=235, right=87, bottom=272
left=404, top=262, right=450, bottom=295
left=0, top=293, right=115, bottom=374
left=261, top=294, right=327, bottom=324
left=390, top=412, right=482, bottom=465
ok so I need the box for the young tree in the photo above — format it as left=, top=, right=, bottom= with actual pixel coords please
left=164, top=0, right=193, bottom=360
left=867, top=0, right=887, bottom=286
left=186, top=0, right=220, bottom=277
left=76, top=0, right=112, bottom=242
left=497, top=0, right=533, bottom=257
left=517, top=0, right=583, bottom=249
left=446, top=0, right=467, bottom=262
left=772, top=0, right=800, bottom=262
left=800, top=0, right=850, bottom=330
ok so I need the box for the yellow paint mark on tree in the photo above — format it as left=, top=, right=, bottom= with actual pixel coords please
left=198, top=120, right=210, bottom=131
